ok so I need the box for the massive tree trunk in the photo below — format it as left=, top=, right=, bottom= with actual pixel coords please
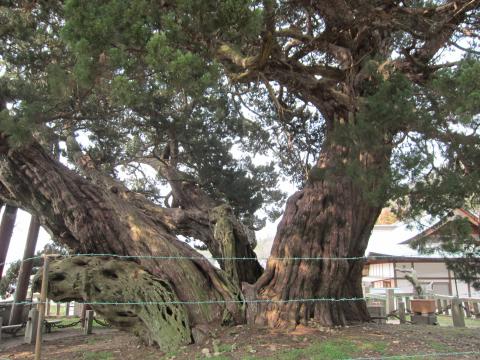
left=0, top=140, right=245, bottom=348
left=254, top=138, right=391, bottom=327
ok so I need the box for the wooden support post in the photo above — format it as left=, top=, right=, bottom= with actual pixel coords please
left=0, top=317, right=3, bottom=344
left=81, top=304, right=87, bottom=327
left=84, top=310, right=94, bottom=335
left=451, top=298, right=465, bottom=328
left=0, top=205, right=18, bottom=279
left=9, top=216, right=40, bottom=326
left=442, top=299, right=450, bottom=315
left=34, top=255, right=49, bottom=360
left=65, top=302, right=70, bottom=317
left=386, top=288, right=395, bottom=316
left=56, top=303, right=61, bottom=316
left=436, top=299, right=443, bottom=314
left=46, top=299, right=51, bottom=317
left=472, top=302, right=480, bottom=319
left=24, top=308, right=39, bottom=344
left=404, top=296, right=411, bottom=312
left=73, top=302, right=82, bottom=317
left=398, top=301, right=406, bottom=324
left=464, top=301, right=471, bottom=318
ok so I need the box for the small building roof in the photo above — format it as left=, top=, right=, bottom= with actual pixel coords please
left=365, top=208, right=479, bottom=262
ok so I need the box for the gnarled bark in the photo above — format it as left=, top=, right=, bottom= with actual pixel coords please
left=135, top=156, right=263, bottom=284
left=0, top=140, right=245, bottom=347
left=254, top=142, right=390, bottom=327
left=40, top=256, right=192, bottom=348
left=66, top=137, right=262, bottom=285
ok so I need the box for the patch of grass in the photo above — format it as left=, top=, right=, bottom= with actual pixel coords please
left=436, top=315, right=480, bottom=328
left=273, top=339, right=358, bottom=360
left=217, top=343, right=233, bottom=353
left=82, top=351, right=114, bottom=360
left=356, top=340, right=388, bottom=354
left=428, top=341, right=451, bottom=352
left=267, top=339, right=390, bottom=360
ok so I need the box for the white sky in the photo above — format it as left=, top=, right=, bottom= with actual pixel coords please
left=3, top=208, right=52, bottom=270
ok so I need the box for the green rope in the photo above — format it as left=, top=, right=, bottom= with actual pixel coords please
left=1, top=253, right=428, bottom=268
left=11, top=297, right=368, bottom=306
left=1, top=253, right=449, bottom=268
left=67, top=253, right=406, bottom=261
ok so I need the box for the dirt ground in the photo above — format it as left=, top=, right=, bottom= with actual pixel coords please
left=1, top=322, right=479, bottom=360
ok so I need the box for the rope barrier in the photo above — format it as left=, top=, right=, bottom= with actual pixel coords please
left=346, top=351, right=480, bottom=359
left=0, top=252, right=452, bottom=268
left=9, top=297, right=369, bottom=306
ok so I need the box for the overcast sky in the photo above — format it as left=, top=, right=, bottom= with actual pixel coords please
left=3, top=208, right=52, bottom=270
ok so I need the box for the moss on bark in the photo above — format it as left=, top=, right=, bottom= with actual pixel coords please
left=42, top=257, right=192, bottom=349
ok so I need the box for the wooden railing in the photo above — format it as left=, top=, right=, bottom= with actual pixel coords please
left=365, top=289, right=480, bottom=327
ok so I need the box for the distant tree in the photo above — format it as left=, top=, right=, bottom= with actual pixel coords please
left=0, top=260, right=21, bottom=299
left=0, top=244, right=69, bottom=299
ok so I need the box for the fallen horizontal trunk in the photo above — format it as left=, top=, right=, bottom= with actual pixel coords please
left=40, top=256, right=192, bottom=348
left=0, top=140, right=245, bottom=348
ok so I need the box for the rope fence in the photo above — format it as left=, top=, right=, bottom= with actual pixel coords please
left=0, top=252, right=454, bottom=268
left=6, top=297, right=370, bottom=307
left=1, top=253, right=479, bottom=360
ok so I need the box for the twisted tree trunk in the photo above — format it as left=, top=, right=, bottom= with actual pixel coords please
left=0, top=140, right=245, bottom=348
left=254, top=139, right=391, bottom=327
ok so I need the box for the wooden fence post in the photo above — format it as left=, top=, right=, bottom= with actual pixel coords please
left=386, top=289, right=395, bottom=315
left=34, top=255, right=49, bottom=360
left=472, top=302, right=480, bottom=319
left=442, top=299, right=450, bottom=315
left=405, top=296, right=411, bottom=312
left=436, top=299, right=443, bottom=314
left=464, top=301, right=471, bottom=318
left=84, top=310, right=94, bottom=335
left=398, top=301, right=406, bottom=324
left=451, top=298, right=466, bottom=328
left=24, top=308, right=39, bottom=344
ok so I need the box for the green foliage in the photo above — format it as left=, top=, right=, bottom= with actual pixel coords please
left=0, top=260, right=21, bottom=299
left=1, top=1, right=285, bottom=229
left=0, top=244, right=69, bottom=299
left=411, top=216, right=480, bottom=290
